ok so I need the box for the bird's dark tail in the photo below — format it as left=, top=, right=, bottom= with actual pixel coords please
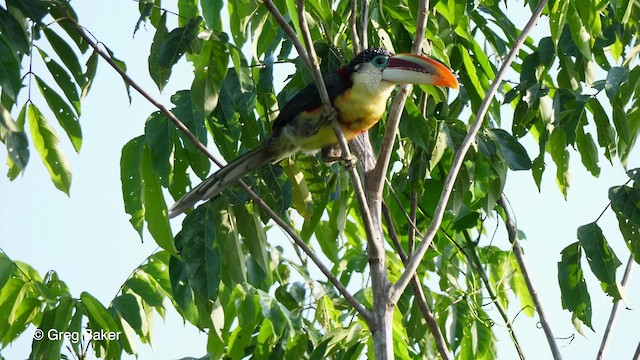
left=169, top=142, right=277, bottom=218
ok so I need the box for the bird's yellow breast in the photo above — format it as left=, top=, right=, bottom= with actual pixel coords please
left=333, top=81, right=395, bottom=139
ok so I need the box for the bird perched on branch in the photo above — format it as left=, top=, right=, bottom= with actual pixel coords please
left=169, top=48, right=458, bottom=217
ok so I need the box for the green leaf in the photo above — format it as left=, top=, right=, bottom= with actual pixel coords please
left=548, top=127, right=570, bottom=198
left=0, top=253, right=13, bottom=289
left=82, top=50, right=99, bottom=100
left=577, top=223, right=622, bottom=300
left=614, top=212, right=640, bottom=264
left=566, top=3, right=591, bottom=59
left=0, top=36, right=22, bottom=101
left=191, top=35, right=228, bottom=116
left=141, top=145, right=177, bottom=254
left=168, top=255, right=199, bottom=325
left=586, top=98, right=616, bottom=160
left=47, top=3, right=89, bottom=53
left=558, top=242, right=593, bottom=331
left=27, top=104, right=72, bottom=195
left=0, top=6, right=29, bottom=55
left=43, top=28, right=85, bottom=87
left=149, top=12, right=169, bottom=91
left=490, top=128, right=532, bottom=170
left=538, top=37, right=556, bottom=67
left=629, top=168, right=640, bottom=183
left=605, top=67, right=629, bottom=102
left=234, top=204, right=270, bottom=276
left=609, top=185, right=640, bottom=229
left=111, top=293, right=146, bottom=338
left=177, top=204, right=223, bottom=304
left=155, top=16, right=202, bottom=89
left=120, top=136, right=145, bottom=238
left=80, top=292, right=122, bottom=357
left=228, top=0, right=258, bottom=46
left=400, top=99, right=432, bottom=150
left=612, top=99, right=630, bottom=145
left=575, top=121, right=600, bottom=177
left=201, top=0, right=223, bottom=30
left=35, top=75, right=82, bottom=152
left=38, top=48, right=81, bottom=115
left=6, top=0, right=47, bottom=22
left=103, top=45, right=131, bottom=103
left=134, top=1, right=154, bottom=36
left=30, top=295, right=74, bottom=359
left=144, top=112, right=174, bottom=186
left=3, top=104, right=29, bottom=173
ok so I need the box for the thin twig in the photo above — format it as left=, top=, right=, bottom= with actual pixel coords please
left=391, top=0, right=549, bottom=304
left=597, top=254, right=634, bottom=359
left=370, top=0, right=430, bottom=195
left=499, top=194, right=562, bottom=360
left=408, top=190, right=418, bottom=256
left=461, top=231, right=526, bottom=360
left=59, top=4, right=372, bottom=324
left=350, top=0, right=361, bottom=54
left=382, top=203, right=452, bottom=360
left=359, top=0, right=369, bottom=50
left=296, top=0, right=384, bottom=333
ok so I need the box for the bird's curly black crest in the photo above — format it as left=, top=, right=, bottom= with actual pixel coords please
left=346, top=48, right=393, bottom=69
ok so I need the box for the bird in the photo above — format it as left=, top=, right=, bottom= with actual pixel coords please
left=169, top=48, right=459, bottom=218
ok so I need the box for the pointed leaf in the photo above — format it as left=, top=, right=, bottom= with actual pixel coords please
left=27, top=104, right=72, bottom=195
left=120, top=136, right=145, bottom=238
left=38, top=48, right=81, bottom=115
left=605, top=67, right=629, bottom=102
left=43, top=28, right=85, bottom=87
left=0, top=36, right=22, bottom=101
left=577, top=223, right=622, bottom=300
left=141, top=145, right=177, bottom=254
left=35, top=76, right=82, bottom=152
left=155, top=16, right=202, bottom=89
left=558, top=242, right=593, bottom=330
left=490, top=128, right=532, bottom=170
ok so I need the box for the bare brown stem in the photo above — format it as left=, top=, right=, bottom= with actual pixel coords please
left=499, top=194, right=562, bottom=360
left=382, top=203, right=452, bottom=360
left=597, top=254, right=634, bottom=360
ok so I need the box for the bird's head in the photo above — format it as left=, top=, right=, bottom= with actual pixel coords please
left=344, top=48, right=459, bottom=93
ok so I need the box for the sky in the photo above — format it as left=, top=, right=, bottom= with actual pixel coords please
left=1, top=1, right=639, bottom=359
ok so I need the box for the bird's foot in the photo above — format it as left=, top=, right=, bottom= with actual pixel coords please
left=339, top=154, right=358, bottom=170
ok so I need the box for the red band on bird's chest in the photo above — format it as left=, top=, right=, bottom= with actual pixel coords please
left=336, top=68, right=353, bottom=89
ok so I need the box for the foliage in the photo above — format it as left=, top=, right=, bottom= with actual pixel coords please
left=1, top=0, right=639, bottom=358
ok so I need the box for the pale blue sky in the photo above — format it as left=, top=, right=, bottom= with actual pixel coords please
left=1, top=1, right=638, bottom=359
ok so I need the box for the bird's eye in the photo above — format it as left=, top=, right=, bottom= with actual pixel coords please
left=372, top=56, right=388, bottom=68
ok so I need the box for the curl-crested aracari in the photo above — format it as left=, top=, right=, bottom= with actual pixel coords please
left=169, top=48, right=458, bottom=217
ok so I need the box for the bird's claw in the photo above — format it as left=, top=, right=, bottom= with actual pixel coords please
left=340, top=154, right=358, bottom=170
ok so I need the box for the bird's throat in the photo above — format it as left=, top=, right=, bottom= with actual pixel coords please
left=333, top=80, right=396, bottom=139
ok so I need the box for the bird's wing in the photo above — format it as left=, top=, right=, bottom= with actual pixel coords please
left=272, top=72, right=348, bottom=131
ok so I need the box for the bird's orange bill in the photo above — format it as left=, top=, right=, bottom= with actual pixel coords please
left=382, top=53, right=459, bottom=89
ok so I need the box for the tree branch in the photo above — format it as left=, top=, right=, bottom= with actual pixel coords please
left=390, top=0, right=549, bottom=304
left=370, top=0, right=430, bottom=195
left=382, top=203, right=452, bottom=360
left=597, top=253, right=634, bottom=360
left=350, top=0, right=361, bottom=54
left=60, top=3, right=373, bottom=325
left=499, top=194, right=562, bottom=360
left=461, top=231, right=526, bottom=360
